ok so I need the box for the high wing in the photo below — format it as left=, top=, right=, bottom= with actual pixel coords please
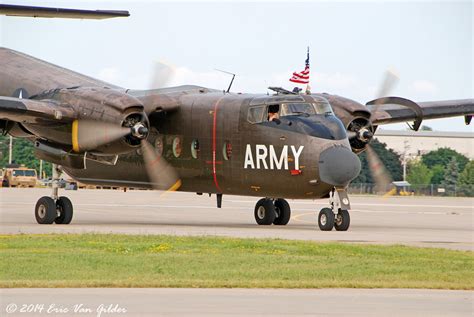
left=0, top=96, right=76, bottom=124
left=367, top=97, right=474, bottom=129
left=0, top=4, right=129, bottom=19
left=0, top=47, right=121, bottom=98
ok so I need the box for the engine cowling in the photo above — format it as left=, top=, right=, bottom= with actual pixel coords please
left=26, top=87, right=150, bottom=155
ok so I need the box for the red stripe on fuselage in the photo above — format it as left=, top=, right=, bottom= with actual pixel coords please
left=212, top=96, right=225, bottom=193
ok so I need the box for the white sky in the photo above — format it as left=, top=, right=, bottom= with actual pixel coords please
left=1, top=0, right=473, bottom=132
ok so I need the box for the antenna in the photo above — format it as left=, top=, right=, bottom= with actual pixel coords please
left=215, top=69, right=236, bottom=93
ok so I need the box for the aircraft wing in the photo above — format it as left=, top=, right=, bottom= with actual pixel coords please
left=0, top=47, right=122, bottom=98
left=0, top=96, right=75, bottom=124
left=367, top=97, right=474, bottom=129
left=0, top=4, right=129, bottom=19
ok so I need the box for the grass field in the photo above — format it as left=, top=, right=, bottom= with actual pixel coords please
left=1, top=234, right=472, bottom=289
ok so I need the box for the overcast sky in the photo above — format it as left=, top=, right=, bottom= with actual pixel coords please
left=1, top=0, right=472, bottom=132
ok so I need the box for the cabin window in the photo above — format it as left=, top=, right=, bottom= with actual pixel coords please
left=154, top=137, right=164, bottom=156
left=247, top=106, right=266, bottom=123
left=191, top=139, right=200, bottom=159
left=223, top=141, right=232, bottom=160
left=172, top=137, right=182, bottom=158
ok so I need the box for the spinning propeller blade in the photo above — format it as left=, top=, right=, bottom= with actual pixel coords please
left=140, top=139, right=182, bottom=191
left=72, top=120, right=129, bottom=152
left=370, top=69, right=399, bottom=119
left=149, top=60, right=176, bottom=90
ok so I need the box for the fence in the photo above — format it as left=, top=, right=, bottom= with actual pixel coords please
left=348, top=183, right=474, bottom=197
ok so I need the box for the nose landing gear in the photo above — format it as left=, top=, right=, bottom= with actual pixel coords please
left=34, top=164, right=74, bottom=225
left=317, top=188, right=351, bottom=231
left=254, top=198, right=291, bottom=226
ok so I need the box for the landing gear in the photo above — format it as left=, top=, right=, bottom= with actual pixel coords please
left=317, top=188, right=352, bottom=231
left=254, top=198, right=291, bottom=226
left=254, top=198, right=276, bottom=225
left=55, top=197, right=73, bottom=224
left=318, top=208, right=334, bottom=231
left=334, top=209, right=350, bottom=231
left=274, top=198, right=291, bottom=225
left=35, top=196, right=57, bottom=224
left=34, top=164, right=74, bottom=225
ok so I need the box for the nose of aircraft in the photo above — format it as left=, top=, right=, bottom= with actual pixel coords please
left=318, top=146, right=361, bottom=187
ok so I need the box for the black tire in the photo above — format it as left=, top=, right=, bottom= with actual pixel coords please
left=55, top=196, right=73, bottom=224
left=273, top=198, right=291, bottom=225
left=35, top=196, right=57, bottom=224
left=254, top=198, right=276, bottom=225
left=2, top=179, right=9, bottom=187
left=318, top=208, right=334, bottom=231
left=334, top=209, right=350, bottom=231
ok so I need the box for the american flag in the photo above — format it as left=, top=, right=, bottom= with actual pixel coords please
left=289, top=48, right=310, bottom=84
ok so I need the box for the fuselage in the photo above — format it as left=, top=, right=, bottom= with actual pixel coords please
left=63, top=90, right=360, bottom=199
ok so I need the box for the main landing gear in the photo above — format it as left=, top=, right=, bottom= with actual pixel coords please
left=34, top=164, right=73, bottom=225
left=317, top=188, right=351, bottom=231
left=254, top=198, right=291, bottom=226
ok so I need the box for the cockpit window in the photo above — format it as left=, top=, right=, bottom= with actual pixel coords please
left=247, top=106, right=266, bottom=123
left=314, top=99, right=334, bottom=115
left=281, top=101, right=334, bottom=116
left=281, top=103, right=316, bottom=116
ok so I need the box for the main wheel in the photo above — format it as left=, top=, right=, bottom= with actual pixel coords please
left=254, top=198, right=276, bottom=225
left=334, top=209, right=350, bottom=231
left=55, top=196, right=73, bottom=224
left=318, top=208, right=335, bottom=231
left=273, top=198, right=291, bottom=225
left=35, top=196, right=57, bottom=224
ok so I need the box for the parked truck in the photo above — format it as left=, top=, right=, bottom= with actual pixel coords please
left=2, top=165, right=37, bottom=187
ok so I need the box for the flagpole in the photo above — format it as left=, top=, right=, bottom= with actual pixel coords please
left=306, top=46, right=311, bottom=94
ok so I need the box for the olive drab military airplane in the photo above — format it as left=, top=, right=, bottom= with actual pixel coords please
left=0, top=4, right=473, bottom=231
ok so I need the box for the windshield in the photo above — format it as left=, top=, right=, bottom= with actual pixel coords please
left=12, top=170, right=24, bottom=177
left=281, top=101, right=334, bottom=116
left=24, top=170, right=36, bottom=177
left=12, top=170, right=36, bottom=177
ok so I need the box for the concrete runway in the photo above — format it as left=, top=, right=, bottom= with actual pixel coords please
left=1, top=188, right=472, bottom=250
left=1, top=288, right=473, bottom=316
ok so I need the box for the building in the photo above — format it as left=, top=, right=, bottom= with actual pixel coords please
left=375, top=129, right=474, bottom=159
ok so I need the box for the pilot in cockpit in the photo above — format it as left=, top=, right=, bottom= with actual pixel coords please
left=267, top=104, right=280, bottom=122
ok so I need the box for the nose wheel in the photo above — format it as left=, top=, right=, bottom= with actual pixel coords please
left=317, top=188, right=351, bottom=231
left=254, top=198, right=291, bottom=226
left=34, top=164, right=74, bottom=225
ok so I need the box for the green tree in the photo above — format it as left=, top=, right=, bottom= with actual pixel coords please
left=430, top=164, right=445, bottom=185
left=422, top=148, right=468, bottom=172
left=407, top=161, right=433, bottom=188
left=0, top=135, right=51, bottom=177
left=442, top=157, right=459, bottom=188
left=353, top=139, right=403, bottom=183
left=457, top=161, right=474, bottom=196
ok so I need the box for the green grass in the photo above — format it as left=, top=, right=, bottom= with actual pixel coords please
left=0, top=234, right=472, bottom=289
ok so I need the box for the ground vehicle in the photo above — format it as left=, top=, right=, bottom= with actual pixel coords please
left=2, top=165, right=37, bottom=187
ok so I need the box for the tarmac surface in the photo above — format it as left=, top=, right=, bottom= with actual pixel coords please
left=1, top=188, right=473, bottom=250
left=1, top=288, right=472, bottom=316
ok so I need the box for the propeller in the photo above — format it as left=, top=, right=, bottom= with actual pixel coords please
left=369, top=69, right=399, bottom=120
left=71, top=120, right=130, bottom=152
left=365, top=145, right=393, bottom=194
left=140, top=139, right=181, bottom=191
left=149, top=60, right=177, bottom=90
left=348, top=69, right=400, bottom=195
